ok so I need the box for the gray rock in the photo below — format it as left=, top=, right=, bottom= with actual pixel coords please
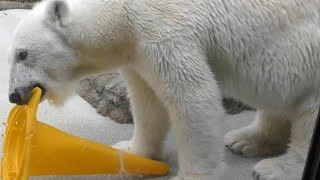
left=78, top=73, right=133, bottom=124
left=0, top=1, right=37, bottom=11
left=78, top=73, right=254, bottom=124
left=223, top=97, right=255, bottom=115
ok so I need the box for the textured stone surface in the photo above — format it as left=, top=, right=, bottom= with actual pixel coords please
left=78, top=73, right=254, bottom=124
left=223, top=97, right=255, bottom=115
left=0, top=1, right=37, bottom=11
left=3, top=0, right=38, bottom=2
left=78, top=73, right=133, bottom=124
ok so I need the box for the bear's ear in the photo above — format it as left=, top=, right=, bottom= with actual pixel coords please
left=46, top=0, right=69, bottom=26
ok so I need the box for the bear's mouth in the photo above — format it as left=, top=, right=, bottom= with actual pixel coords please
left=33, top=83, right=47, bottom=101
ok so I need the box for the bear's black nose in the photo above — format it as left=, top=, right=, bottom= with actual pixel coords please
left=9, top=92, right=23, bottom=105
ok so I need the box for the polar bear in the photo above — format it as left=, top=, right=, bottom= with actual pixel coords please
left=7, top=0, right=320, bottom=179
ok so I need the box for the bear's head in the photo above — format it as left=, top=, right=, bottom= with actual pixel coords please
left=8, top=0, right=78, bottom=105
left=8, top=0, right=130, bottom=106
left=9, top=0, right=132, bottom=105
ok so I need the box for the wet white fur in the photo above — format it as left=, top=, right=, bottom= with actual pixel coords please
left=8, top=0, right=320, bottom=179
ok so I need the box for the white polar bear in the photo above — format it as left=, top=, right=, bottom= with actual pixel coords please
left=7, top=0, right=320, bottom=179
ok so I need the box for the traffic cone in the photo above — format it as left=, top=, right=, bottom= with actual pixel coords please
left=1, top=88, right=169, bottom=180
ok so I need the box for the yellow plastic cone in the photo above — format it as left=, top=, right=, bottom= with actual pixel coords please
left=1, top=88, right=169, bottom=180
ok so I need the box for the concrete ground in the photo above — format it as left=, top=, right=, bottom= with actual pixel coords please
left=0, top=9, right=263, bottom=180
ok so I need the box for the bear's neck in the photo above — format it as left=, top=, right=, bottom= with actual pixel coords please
left=67, top=0, right=134, bottom=71
left=66, top=0, right=132, bottom=51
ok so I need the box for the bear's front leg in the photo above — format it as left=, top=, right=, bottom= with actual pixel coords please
left=165, top=82, right=226, bottom=179
left=113, top=68, right=169, bottom=160
left=142, top=44, right=227, bottom=179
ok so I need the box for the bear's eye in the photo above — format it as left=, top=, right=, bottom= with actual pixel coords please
left=18, top=51, right=28, bottom=61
